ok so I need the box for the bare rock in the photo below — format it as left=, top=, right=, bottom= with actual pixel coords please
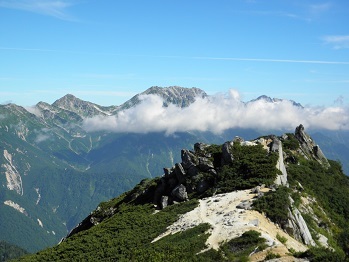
left=160, top=196, right=169, bottom=209
left=174, top=163, right=186, bottom=184
left=171, top=184, right=188, bottom=201
left=198, top=157, right=214, bottom=171
left=181, top=149, right=198, bottom=169
left=222, top=141, right=234, bottom=165
left=194, top=142, right=208, bottom=153
left=295, top=124, right=330, bottom=168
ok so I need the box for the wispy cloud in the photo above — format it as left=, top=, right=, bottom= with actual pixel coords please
left=190, top=56, right=349, bottom=64
left=83, top=90, right=349, bottom=134
left=322, top=35, right=349, bottom=49
left=1, top=46, right=349, bottom=64
left=0, top=0, right=77, bottom=21
left=309, top=2, right=332, bottom=14
left=234, top=9, right=311, bottom=22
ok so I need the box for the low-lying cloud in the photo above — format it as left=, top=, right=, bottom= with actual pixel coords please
left=83, top=90, right=349, bottom=134
left=34, top=128, right=52, bottom=143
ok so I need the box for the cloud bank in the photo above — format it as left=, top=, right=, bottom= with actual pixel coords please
left=83, top=90, right=349, bottom=134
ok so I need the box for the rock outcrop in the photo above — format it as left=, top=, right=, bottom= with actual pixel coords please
left=286, top=204, right=316, bottom=246
left=295, top=124, right=330, bottom=168
left=272, top=137, right=289, bottom=187
left=153, top=142, right=221, bottom=207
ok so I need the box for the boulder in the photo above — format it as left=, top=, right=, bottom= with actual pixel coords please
left=270, top=137, right=280, bottom=152
left=194, top=142, right=208, bottom=153
left=237, top=200, right=252, bottom=210
left=160, top=196, right=169, bottom=209
left=222, top=141, right=234, bottom=165
left=181, top=149, right=198, bottom=169
left=171, top=184, right=188, bottom=201
left=251, top=186, right=261, bottom=194
left=174, top=163, right=186, bottom=184
left=198, top=157, right=214, bottom=171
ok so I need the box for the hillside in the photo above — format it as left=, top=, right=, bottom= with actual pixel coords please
left=1, top=86, right=349, bottom=253
left=18, top=125, right=349, bottom=261
left=0, top=86, right=208, bottom=252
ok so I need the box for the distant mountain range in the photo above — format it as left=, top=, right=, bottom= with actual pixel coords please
left=0, top=86, right=348, bottom=253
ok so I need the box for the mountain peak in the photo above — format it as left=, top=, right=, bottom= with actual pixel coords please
left=249, top=95, right=303, bottom=108
left=52, top=94, right=113, bottom=118
left=119, top=86, right=207, bottom=110
left=52, top=94, right=82, bottom=107
left=255, top=95, right=274, bottom=103
left=143, top=86, right=208, bottom=107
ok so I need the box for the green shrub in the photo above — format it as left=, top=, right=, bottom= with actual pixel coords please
left=253, top=186, right=290, bottom=227
left=265, top=251, right=281, bottom=260
left=295, top=247, right=346, bottom=262
left=282, top=133, right=300, bottom=150
left=276, top=233, right=288, bottom=244
left=220, top=230, right=268, bottom=261
left=217, top=143, right=279, bottom=192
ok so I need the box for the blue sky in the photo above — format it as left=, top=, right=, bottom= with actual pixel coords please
left=1, top=0, right=349, bottom=107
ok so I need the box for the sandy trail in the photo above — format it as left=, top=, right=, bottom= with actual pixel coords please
left=152, top=189, right=307, bottom=257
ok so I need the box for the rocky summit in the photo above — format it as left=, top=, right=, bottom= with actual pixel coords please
left=20, top=125, right=349, bottom=261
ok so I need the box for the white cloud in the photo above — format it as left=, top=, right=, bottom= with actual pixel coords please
left=25, top=106, right=42, bottom=117
left=35, top=133, right=51, bottom=143
left=323, top=35, right=349, bottom=49
left=34, top=128, right=52, bottom=143
left=83, top=90, right=349, bottom=134
left=0, top=0, right=76, bottom=21
left=309, top=2, right=332, bottom=14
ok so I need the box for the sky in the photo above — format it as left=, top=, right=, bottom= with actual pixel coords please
left=1, top=0, right=349, bottom=108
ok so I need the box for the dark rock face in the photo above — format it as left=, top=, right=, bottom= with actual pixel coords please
left=152, top=141, right=235, bottom=208
left=174, top=163, right=186, bottom=184
left=194, top=142, right=208, bottom=153
left=222, top=141, right=234, bottom=165
left=295, top=124, right=330, bottom=168
left=198, top=157, right=214, bottom=171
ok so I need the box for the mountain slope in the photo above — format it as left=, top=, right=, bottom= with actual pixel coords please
left=0, top=86, right=211, bottom=252
left=1, top=86, right=349, bottom=254
left=19, top=125, right=349, bottom=261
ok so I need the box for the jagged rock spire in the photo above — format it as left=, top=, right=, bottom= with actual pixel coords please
left=295, top=124, right=330, bottom=168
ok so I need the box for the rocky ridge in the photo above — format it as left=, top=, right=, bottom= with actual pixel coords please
left=63, top=125, right=334, bottom=261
